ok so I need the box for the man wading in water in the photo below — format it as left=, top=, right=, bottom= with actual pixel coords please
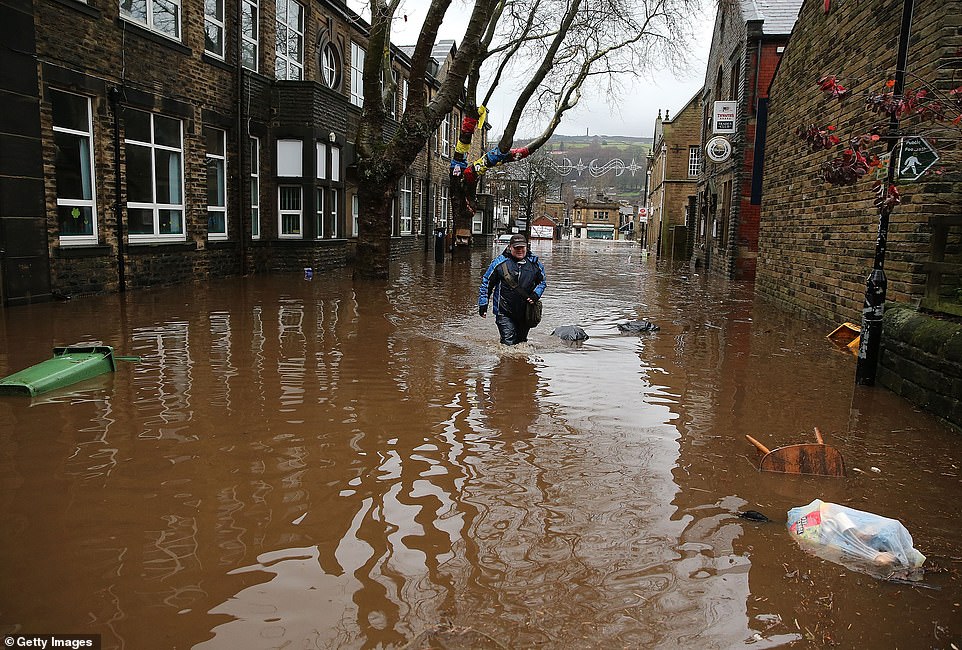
left=478, top=234, right=546, bottom=346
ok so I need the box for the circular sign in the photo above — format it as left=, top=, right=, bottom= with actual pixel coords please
left=706, top=136, right=732, bottom=163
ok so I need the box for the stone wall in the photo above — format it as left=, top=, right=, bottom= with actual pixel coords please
left=879, top=304, right=962, bottom=431
left=757, top=0, right=962, bottom=324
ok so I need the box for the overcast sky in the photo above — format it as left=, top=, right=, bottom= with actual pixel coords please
left=346, top=1, right=716, bottom=139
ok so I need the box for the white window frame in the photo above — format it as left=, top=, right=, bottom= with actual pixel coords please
left=330, top=188, right=339, bottom=238
left=322, top=43, right=340, bottom=88
left=241, top=0, right=258, bottom=71
left=330, top=147, right=340, bottom=181
left=440, top=115, right=450, bottom=156
left=52, top=90, right=98, bottom=246
left=316, top=142, right=327, bottom=179
left=472, top=211, right=483, bottom=234
left=387, top=70, right=398, bottom=118
left=351, top=193, right=359, bottom=237
left=315, top=187, right=325, bottom=239
left=439, top=186, right=449, bottom=226
left=689, top=145, right=701, bottom=177
left=400, top=77, right=408, bottom=114
left=277, top=139, right=302, bottom=177
left=274, top=0, right=304, bottom=81
left=205, top=126, right=227, bottom=240
left=204, top=0, right=225, bottom=58
left=250, top=137, right=260, bottom=239
left=125, top=109, right=185, bottom=243
left=278, top=185, right=302, bottom=238
left=120, top=0, right=181, bottom=40
left=399, top=176, right=412, bottom=234
left=350, top=42, right=365, bottom=107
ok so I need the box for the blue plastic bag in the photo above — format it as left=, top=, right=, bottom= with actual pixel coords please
left=786, top=499, right=926, bottom=579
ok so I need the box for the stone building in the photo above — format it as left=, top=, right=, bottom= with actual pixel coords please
left=645, top=98, right=701, bottom=261
left=0, top=0, right=489, bottom=305
left=570, top=195, right=623, bottom=240
left=693, top=0, right=802, bottom=280
left=757, top=0, right=962, bottom=428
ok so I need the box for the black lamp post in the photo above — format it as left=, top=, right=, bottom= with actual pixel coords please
left=855, top=0, right=914, bottom=385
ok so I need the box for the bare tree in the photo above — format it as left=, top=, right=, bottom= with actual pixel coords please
left=355, top=0, right=699, bottom=277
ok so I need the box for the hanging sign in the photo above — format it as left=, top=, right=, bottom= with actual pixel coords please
left=705, top=136, right=732, bottom=163
left=713, top=101, right=737, bottom=134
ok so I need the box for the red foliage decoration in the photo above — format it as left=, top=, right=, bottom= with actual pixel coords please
left=817, top=75, right=849, bottom=98
left=820, top=136, right=882, bottom=186
left=797, top=124, right=841, bottom=150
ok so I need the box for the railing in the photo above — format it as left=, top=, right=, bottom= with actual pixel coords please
left=921, top=215, right=962, bottom=317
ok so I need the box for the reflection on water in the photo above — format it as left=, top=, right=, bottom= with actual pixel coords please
left=0, top=241, right=959, bottom=649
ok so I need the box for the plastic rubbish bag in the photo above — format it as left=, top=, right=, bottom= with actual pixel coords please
left=786, top=499, right=926, bottom=579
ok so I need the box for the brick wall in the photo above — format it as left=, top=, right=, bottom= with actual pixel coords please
left=879, top=303, right=962, bottom=431
left=758, top=0, right=962, bottom=324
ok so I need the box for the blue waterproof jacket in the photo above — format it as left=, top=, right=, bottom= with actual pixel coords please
left=478, top=250, right=546, bottom=318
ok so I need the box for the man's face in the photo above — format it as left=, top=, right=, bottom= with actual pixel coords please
left=509, top=244, right=527, bottom=260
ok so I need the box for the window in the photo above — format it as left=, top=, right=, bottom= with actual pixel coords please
left=351, top=193, right=359, bottom=236
left=241, top=0, right=258, bottom=71
left=729, top=53, right=741, bottom=102
left=399, top=176, right=412, bottom=234
left=274, top=0, right=303, bottom=80
left=387, top=70, right=398, bottom=118
left=330, top=147, right=340, bottom=181
left=250, top=137, right=260, bottom=239
left=278, top=185, right=302, bottom=237
left=316, top=142, right=327, bottom=179
left=400, top=77, right=408, bottom=114
left=688, top=146, right=701, bottom=177
left=125, top=108, right=184, bottom=241
left=204, top=0, right=224, bottom=57
left=277, top=139, right=302, bottom=176
left=439, top=186, right=449, bottom=225
left=350, top=42, right=365, bottom=107
left=439, top=115, right=450, bottom=156
left=120, top=0, right=181, bottom=39
left=316, top=187, right=325, bottom=238
left=472, top=211, right=482, bottom=234
left=52, top=90, right=97, bottom=245
left=205, top=127, right=227, bottom=239
left=321, top=43, right=340, bottom=89
left=329, top=188, right=339, bottom=238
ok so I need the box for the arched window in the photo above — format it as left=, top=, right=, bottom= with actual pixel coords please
left=321, top=42, right=341, bottom=89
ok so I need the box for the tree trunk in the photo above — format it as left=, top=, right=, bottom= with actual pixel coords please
left=355, top=158, right=396, bottom=279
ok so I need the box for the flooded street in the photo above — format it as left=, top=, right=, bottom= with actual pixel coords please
left=1, top=241, right=960, bottom=649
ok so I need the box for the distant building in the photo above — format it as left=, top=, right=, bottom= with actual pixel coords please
left=571, top=195, right=622, bottom=240
left=646, top=96, right=701, bottom=260
left=530, top=214, right=559, bottom=240
left=693, top=0, right=803, bottom=279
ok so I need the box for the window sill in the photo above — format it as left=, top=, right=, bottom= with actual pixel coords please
left=116, top=18, right=192, bottom=55
left=55, top=243, right=111, bottom=258
left=50, top=0, right=100, bottom=19
left=126, top=241, right=197, bottom=253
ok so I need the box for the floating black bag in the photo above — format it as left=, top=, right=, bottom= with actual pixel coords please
left=499, top=261, right=543, bottom=328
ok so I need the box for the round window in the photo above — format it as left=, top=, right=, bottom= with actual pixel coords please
left=322, top=43, right=341, bottom=89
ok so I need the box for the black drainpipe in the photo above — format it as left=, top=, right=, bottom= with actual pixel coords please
left=236, top=0, right=247, bottom=275
left=108, top=86, right=126, bottom=293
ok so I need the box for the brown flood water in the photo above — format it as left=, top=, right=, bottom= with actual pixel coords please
left=1, top=240, right=959, bottom=649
